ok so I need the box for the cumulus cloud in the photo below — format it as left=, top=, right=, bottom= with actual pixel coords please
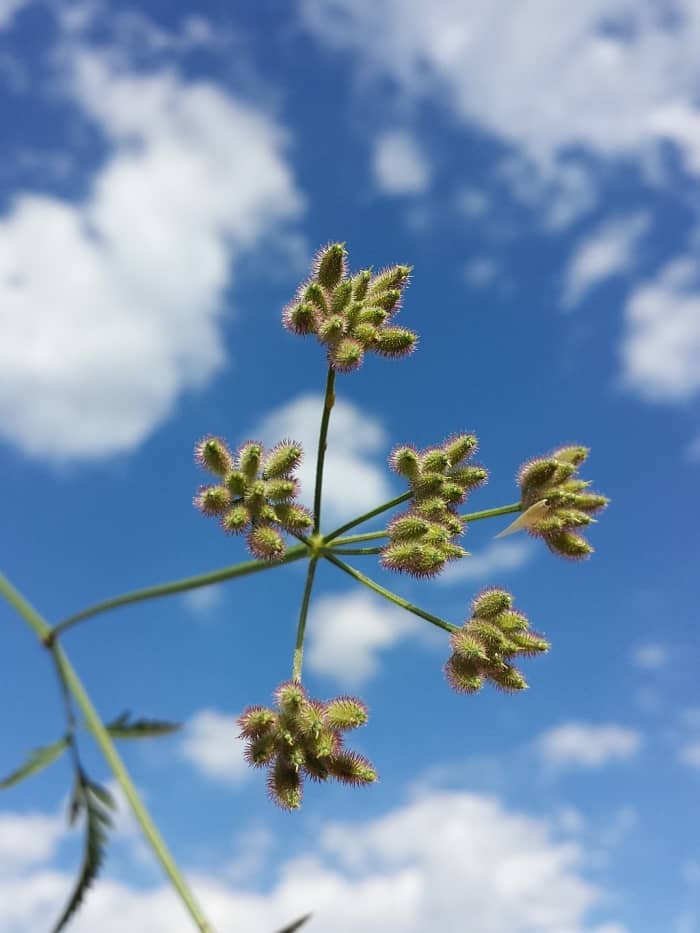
left=620, top=255, right=700, bottom=403
left=300, top=1, right=700, bottom=193
left=179, top=709, right=249, bottom=784
left=0, top=811, right=64, bottom=871
left=249, top=394, right=393, bottom=522
left=437, top=539, right=533, bottom=585
left=536, top=722, right=643, bottom=770
left=562, top=212, right=649, bottom=309
left=372, top=130, right=431, bottom=195
left=0, top=790, right=626, bottom=932
left=0, top=48, right=302, bottom=461
left=306, top=590, right=415, bottom=686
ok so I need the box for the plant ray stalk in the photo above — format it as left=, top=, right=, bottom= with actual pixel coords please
left=324, top=490, right=412, bottom=543
left=52, top=545, right=309, bottom=637
left=321, top=552, right=457, bottom=635
left=330, top=501, right=523, bottom=547
left=313, top=367, right=336, bottom=534
left=292, top=558, right=319, bottom=682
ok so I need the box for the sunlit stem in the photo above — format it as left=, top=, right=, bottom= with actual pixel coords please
left=313, top=367, right=336, bottom=534
left=292, top=558, right=319, bottom=682
left=321, top=552, right=457, bottom=635
left=330, top=501, right=522, bottom=547
left=324, top=491, right=412, bottom=543
left=52, top=544, right=309, bottom=637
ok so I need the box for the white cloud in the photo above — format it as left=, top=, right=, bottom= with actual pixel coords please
left=679, top=742, right=700, bottom=770
left=179, top=709, right=249, bottom=784
left=0, top=0, right=29, bottom=29
left=182, top=585, right=225, bottom=617
left=562, top=212, right=649, bottom=309
left=0, top=811, right=64, bottom=871
left=630, top=641, right=668, bottom=670
left=249, top=394, right=392, bottom=522
left=620, top=255, right=700, bottom=403
left=0, top=790, right=625, bottom=932
left=463, top=256, right=498, bottom=288
left=536, top=722, right=642, bottom=770
left=372, top=130, right=431, bottom=195
left=438, top=539, right=533, bottom=585
left=301, top=1, right=700, bottom=198
left=307, top=590, right=415, bottom=687
left=0, top=48, right=302, bottom=461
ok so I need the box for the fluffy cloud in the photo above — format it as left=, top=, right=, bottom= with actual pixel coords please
left=463, top=256, right=499, bottom=288
left=306, top=590, right=415, bottom=686
left=437, top=539, right=533, bottom=585
left=620, top=255, right=700, bottom=403
left=179, top=709, right=249, bottom=784
left=0, top=48, right=302, bottom=461
left=301, top=1, right=700, bottom=191
left=0, top=0, right=28, bottom=29
left=536, top=722, right=643, bottom=770
left=372, top=130, right=431, bottom=195
left=0, top=811, right=64, bottom=871
left=0, top=791, right=626, bottom=932
left=249, top=394, right=393, bottom=522
left=562, top=213, right=649, bottom=309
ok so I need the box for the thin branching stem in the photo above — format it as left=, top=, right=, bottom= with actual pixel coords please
left=324, top=490, right=412, bottom=543
left=313, top=367, right=336, bottom=534
left=330, top=501, right=523, bottom=547
left=327, top=546, right=383, bottom=556
left=292, top=558, right=319, bottom=682
left=52, top=545, right=309, bottom=637
left=321, top=552, right=457, bottom=635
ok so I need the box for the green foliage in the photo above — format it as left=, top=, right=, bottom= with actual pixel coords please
left=0, top=737, right=68, bottom=789
left=52, top=777, right=115, bottom=933
left=103, top=711, right=181, bottom=740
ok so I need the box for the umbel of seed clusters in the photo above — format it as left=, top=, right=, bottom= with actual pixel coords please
left=512, top=445, right=610, bottom=559
left=238, top=682, right=377, bottom=810
left=282, top=242, right=418, bottom=372
left=193, top=437, right=312, bottom=560
left=381, top=433, right=488, bottom=577
left=445, top=588, right=550, bottom=693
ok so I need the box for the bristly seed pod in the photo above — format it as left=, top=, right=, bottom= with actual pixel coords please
left=445, top=588, right=548, bottom=695
left=513, top=445, right=609, bottom=560
left=314, top=242, right=347, bottom=290
left=282, top=246, right=418, bottom=373
left=195, top=437, right=233, bottom=476
left=238, top=684, right=376, bottom=810
left=195, top=436, right=308, bottom=560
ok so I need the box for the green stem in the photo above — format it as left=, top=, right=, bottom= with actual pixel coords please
left=327, top=546, right=383, bottom=556
left=53, top=545, right=308, bottom=637
left=331, top=501, right=522, bottom=547
left=324, top=490, right=412, bottom=543
left=0, top=573, right=215, bottom=933
left=321, top=552, right=457, bottom=635
left=313, top=367, right=336, bottom=534
left=460, top=502, right=521, bottom=524
left=292, top=558, right=318, bottom=682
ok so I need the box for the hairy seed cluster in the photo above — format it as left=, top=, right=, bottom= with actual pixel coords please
left=515, top=446, right=609, bottom=559
left=282, top=242, right=418, bottom=372
left=193, top=437, right=312, bottom=560
left=381, top=433, right=488, bottom=577
left=238, top=683, right=377, bottom=810
left=445, top=588, right=549, bottom=693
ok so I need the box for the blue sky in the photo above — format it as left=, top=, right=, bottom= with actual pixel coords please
left=0, top=1, right=698, bottom=930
